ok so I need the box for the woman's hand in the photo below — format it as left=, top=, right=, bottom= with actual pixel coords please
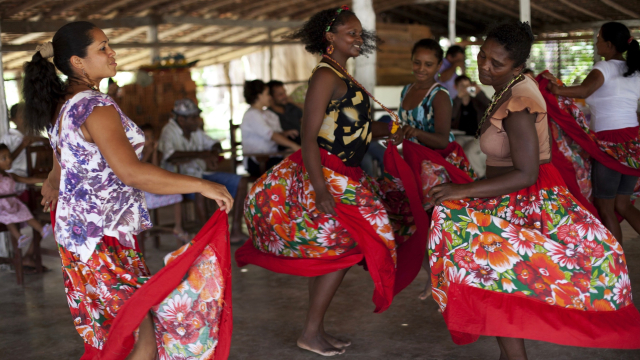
left=402, top=125, right=420, bottom=140
left=200, top=181, right=234, bottom=214
left=546, top=82, right=561, bottom=95
left=41, top=179, right=59, bottom=213
left=541, top=72, right=558, bottom=83
left=283, top=129, right=299, bottom=139
left=428, top=183, right=468, bottom=206
left=388, top=125, right=404, bottom=146
left=315, top=189, right=337, bottom=216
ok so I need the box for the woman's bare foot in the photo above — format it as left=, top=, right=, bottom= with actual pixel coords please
left=230, top=231, right=249, bottom=244
left=419, top=281, right=432, bottom=300
left=321, top=331, right=351, bottom=349
left=297, top=333, right=345, bottom=356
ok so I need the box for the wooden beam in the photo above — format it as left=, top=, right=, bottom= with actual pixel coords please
left=0, top=16, right=304, bottom=33
left=154, top=0, right=207, bottom=15
left=541, top=19, right=640, bottom=32
left=9, top=32, right=46, bottom=45
left=557, top=0, right=604, bottom=20
left=2, top=0, right=49, bottom=18
left=599, top=0, right=640, bottom=18
left=44, top=0, right=97, bottom=17
left=475, top=0, right=519, bottom=18
left=123, top=0, right=173, bottom=15
left=2, top=40, right=299, bottom=52
left=110, top=27, right=148, bottom=43
left=530, top=2, right=571, bottom=23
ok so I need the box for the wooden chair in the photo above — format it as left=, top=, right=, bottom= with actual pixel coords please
left=25, top=143, right=56, bottom=258
left=0, top=193, right=42, bottom=285
left=228, top=119, right=294, bottom=177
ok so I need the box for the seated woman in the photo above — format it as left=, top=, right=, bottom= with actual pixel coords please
left=399, top=39, right=477, bottom=299
left=428, top=21, right=640, bottom=358
left=241, top=80, right=300, bottom=177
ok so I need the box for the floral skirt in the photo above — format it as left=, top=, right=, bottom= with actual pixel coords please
left=236, top=147, right=429, bottom=313
left=54, top=210, right=232, bottom=360
left=429, top=163, right=640, bottom=348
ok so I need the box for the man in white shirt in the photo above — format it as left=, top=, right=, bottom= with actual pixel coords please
left=159, top=99, right=248, bottom=242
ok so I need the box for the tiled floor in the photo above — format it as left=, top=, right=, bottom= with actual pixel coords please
left=1, top=214, right=640, bottom=359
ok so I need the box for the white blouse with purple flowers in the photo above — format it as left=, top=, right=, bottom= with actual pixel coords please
left=48, top=90, right=152, bottom=262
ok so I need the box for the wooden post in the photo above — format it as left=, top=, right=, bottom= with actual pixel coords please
left=593, top=27, right=601, bottom=63
left=147, top=25, right=159, bottom=63
left=448, top=0, right=457, bottom=45
left=353, top=0, right=376, bottom=96
left=268, top=28, right=273, bottom=81
left=0, top=20, right=10, bottom=270
left=519, top=0, right=531, bottom=24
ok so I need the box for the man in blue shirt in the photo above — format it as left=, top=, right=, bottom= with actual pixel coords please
left=436, top=45, right=466, bottom=98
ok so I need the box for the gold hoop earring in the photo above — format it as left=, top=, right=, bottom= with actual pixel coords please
left=326, top=44, right=334, bottom=55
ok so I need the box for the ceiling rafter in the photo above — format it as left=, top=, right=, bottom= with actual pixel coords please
left=3, top=0, right=50, bottom=19
left=557, top=0, right=605, bottom=20
left=530, top=2, right=571, bottom=23
left=599, top=0, right=640, bottom=18
left=44, top=0, right=98, bottom=18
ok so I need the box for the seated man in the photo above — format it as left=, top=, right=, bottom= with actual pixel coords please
left=159, top=99, right=248, bottom=243
left=451, top=75, right=490, bottom=178
left=436, top=45, right=466, bottom=98
left=267, top=80, right=302, bottom=145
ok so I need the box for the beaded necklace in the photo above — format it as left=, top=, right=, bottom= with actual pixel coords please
left=322, top=54, right=400, bottom=134
left=475, top=74, right=523, bottom=139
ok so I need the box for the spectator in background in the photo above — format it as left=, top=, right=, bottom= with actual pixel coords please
left=107, top=77, right=119, bottom=98
left=0, top=103, right=44, bottom=195
left=267, top=80, right=303, bottom=144
left=451, top=75, right=490, bottom=136
left=436, top=45, right=466, bottom=98
left=159, top=99, right=248, bottom=243
left=523, top=68, right=536, bottom=80
left=241, top=80, right=300, bottom=178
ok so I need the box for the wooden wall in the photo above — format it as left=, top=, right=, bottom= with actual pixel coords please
left=116, top=69, right=198, bottom=138
left=377, top=23, right=433, bottom=86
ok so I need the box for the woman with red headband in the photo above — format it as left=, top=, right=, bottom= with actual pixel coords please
left=543, top=22, right=640, bottom=245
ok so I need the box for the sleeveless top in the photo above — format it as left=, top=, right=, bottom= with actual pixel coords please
left=48, top=90, right=151, bottom=262
left=479, top=76, right=550, bottom=167
left=398, top=84, right=455, bottom=143
left=314, top=62, right=373, bottom=167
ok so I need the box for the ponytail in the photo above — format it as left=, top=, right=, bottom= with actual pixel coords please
left=624, top=39, right=640, bottom=77
left=21, top=21, right=96, bottom=135
left=601, top=22, right=640, bottom=77
left=22, top=52, right=65, bottom=135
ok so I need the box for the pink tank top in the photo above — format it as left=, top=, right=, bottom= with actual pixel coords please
left=479, top=76, right=550, bottom=167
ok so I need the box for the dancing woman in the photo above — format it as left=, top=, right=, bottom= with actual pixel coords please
left=398, top=39, right=477, bottom=299
left=235, top=6, right=429, bottom=356
left=26, top=22, right=233, bottom=360
left=428, top=22, right=640, bottom=359
left=542, top=22, right=640, bottom=245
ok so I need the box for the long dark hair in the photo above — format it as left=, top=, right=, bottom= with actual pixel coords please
left=22, top=21, right=96, bottom=134
left=601, top=22, right=640, bottom=77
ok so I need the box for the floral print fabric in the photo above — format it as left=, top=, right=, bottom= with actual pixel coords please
left=60, top=235, right=225, bottom=359
left=48, top=90, right=151, bottom=262
left=399, top=84, right=455, bottom=143
left=244, top=156, right=406, bottom=260
left=429, top=164, right=633, bottom=321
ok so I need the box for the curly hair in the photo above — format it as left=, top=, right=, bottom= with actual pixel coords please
left=485, top=21, right=534, bottom=68
left=244, top=80, right=267, bottom=105
left=288, top=7, right=378, bottom=56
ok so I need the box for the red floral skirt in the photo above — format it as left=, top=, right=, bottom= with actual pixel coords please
left=236, top=145, right=429, bottom=312
left=54, top=210, right=232, bottom=360
left=430, top=163, right=640, bottom=348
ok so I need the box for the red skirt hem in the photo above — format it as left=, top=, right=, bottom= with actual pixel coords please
left=443, top=282, right=640, bottom=349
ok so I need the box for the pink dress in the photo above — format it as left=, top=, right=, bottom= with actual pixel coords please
left=0, top=174, right=33, bottom=224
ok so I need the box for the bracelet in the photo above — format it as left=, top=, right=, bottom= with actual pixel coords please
left=388, top=121, right=394, bottom=133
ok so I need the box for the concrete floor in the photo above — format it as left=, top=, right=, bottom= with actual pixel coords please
left=2, top=214, right=640, bottom=360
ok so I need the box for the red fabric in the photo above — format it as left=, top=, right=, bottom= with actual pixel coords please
left=402, top=140, right=475, bottom=185
left=51, top=209, right=233, bottom=360
left=236, top=144, right=429, bottom=312
left=595, top=126, right=639, bottom=143
left=444, top=282, right=640, bottom=349
left=289, top=148, right=364, bottom=182
left=537, top=74, right=640, bottom=177
left=548, top=131, right=601, bottom=220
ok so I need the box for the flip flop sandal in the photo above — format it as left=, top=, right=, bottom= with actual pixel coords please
left=18, top=235, right=32, bottom=249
